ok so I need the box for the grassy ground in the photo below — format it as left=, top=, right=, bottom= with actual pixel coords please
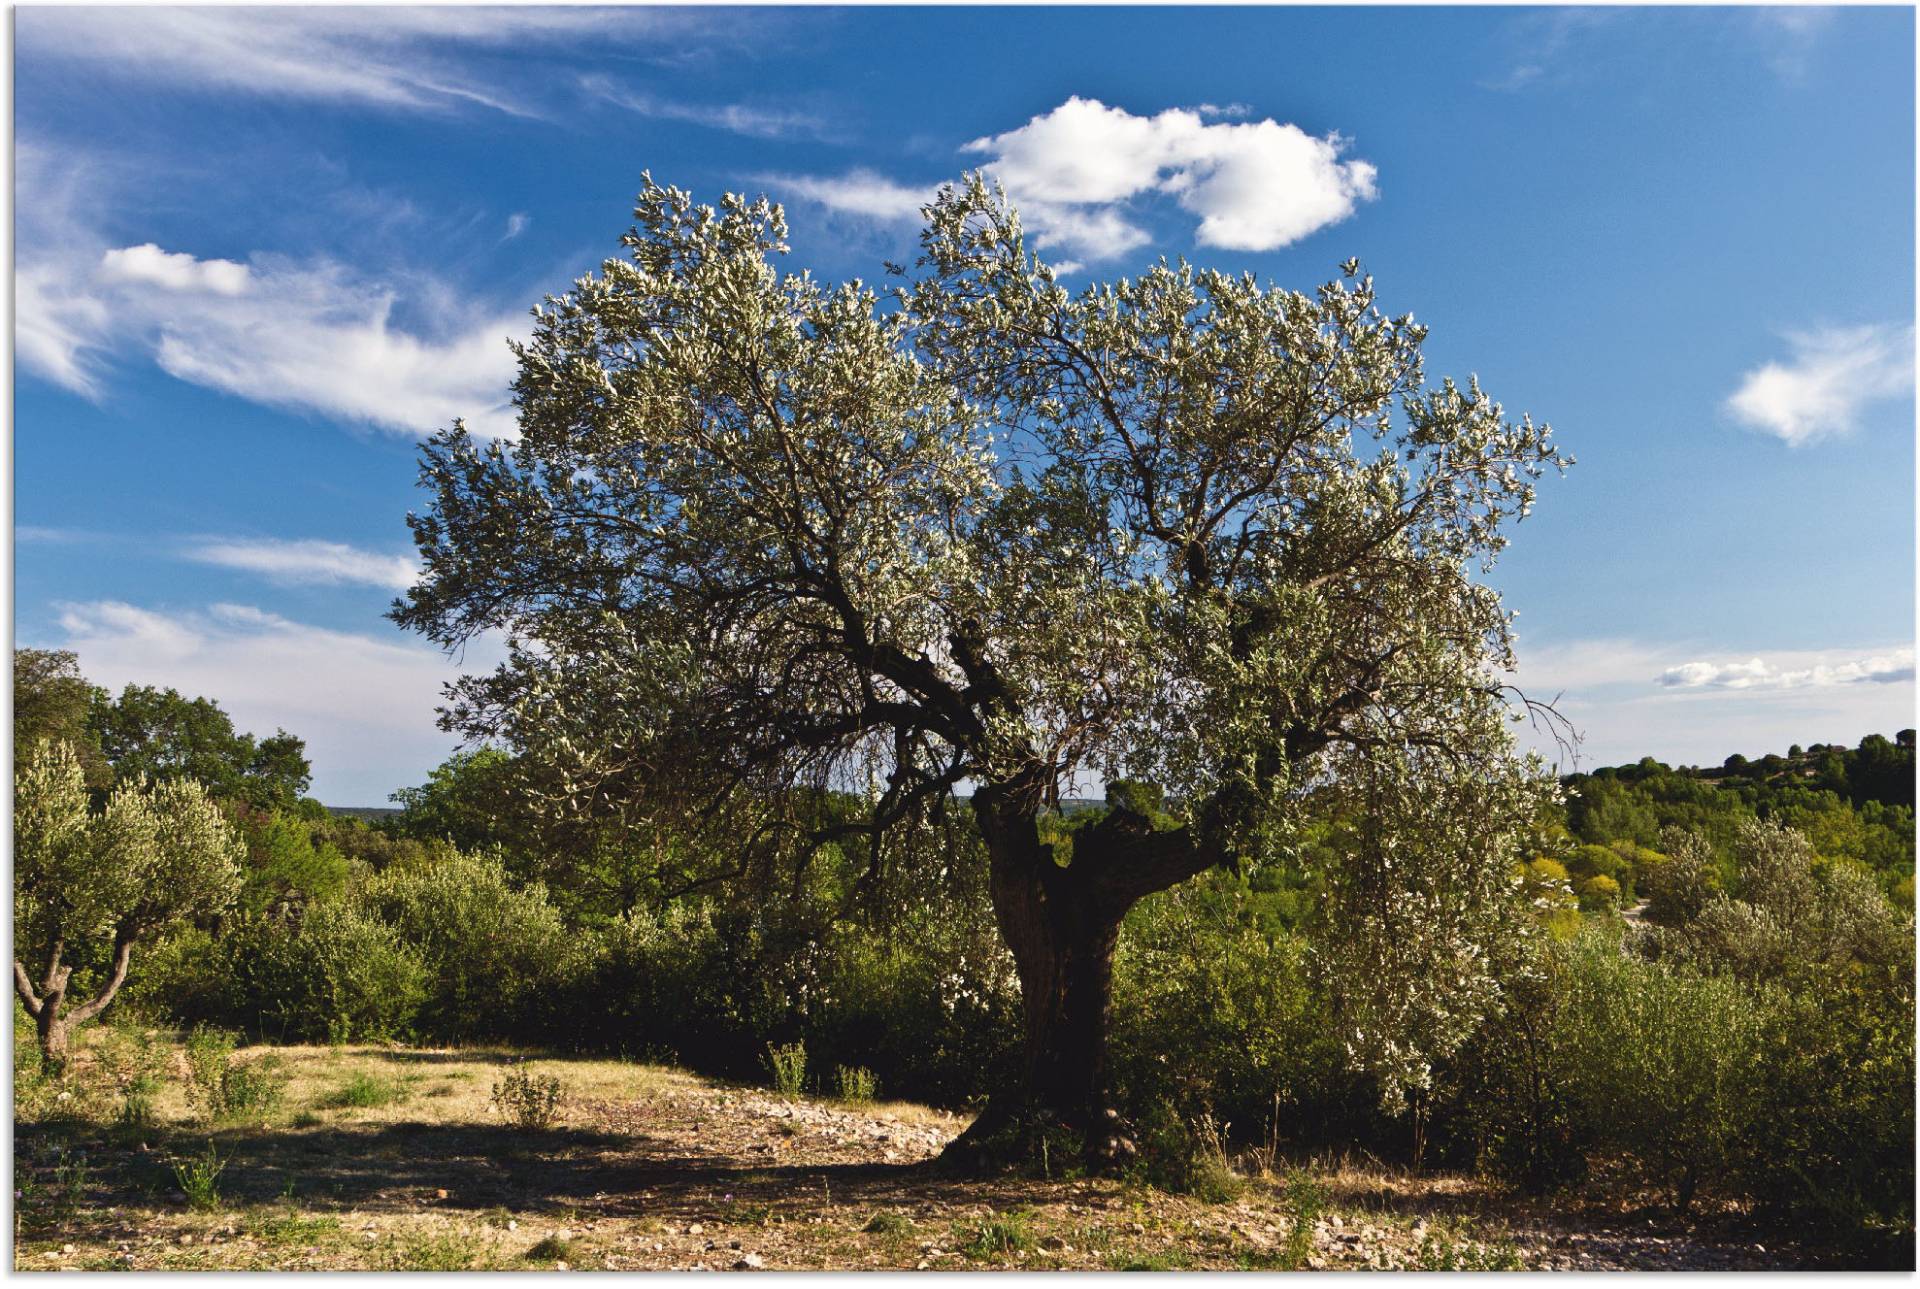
left=12, top=1027, right=1793, bottom=1271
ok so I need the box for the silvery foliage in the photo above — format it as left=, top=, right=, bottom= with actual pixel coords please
left=397, top=176, right=1568, bottom=1102
left=14, top=739, right=243, bottom=972
left=1667, top=818, right=1910, bottom=983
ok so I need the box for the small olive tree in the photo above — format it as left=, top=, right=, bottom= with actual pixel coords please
left=13, top=739, right=243, bottom=1065
left=395, top=176, right=1567, bottom=1167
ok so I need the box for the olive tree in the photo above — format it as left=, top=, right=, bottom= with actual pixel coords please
left=13, top=739, right=243, bottom=1064
left=394, top=176, right=1567, bottom=1165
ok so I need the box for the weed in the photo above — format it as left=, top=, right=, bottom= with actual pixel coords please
left=1110, top=1250, right=1196, bottom=1271
left=833, top=1064, right=877, bottom=1105
left=764, top=1042, right=807, bottom=1098
left=247, top=1211, right=341, bottom=1245
left=319, top=1070, right=412, bottom=1110
left=183, top=1027, right=285, bottom=1124
left=490, top=1063, right=564, bottom=1129
left=956, top=1208, right=1038, bottom=1260
left=386, top=1230, right=486, bottom=1271
left=727, top=1201, right=773, bottom=1227
left=863, top=1212, right=915, bottom=1236
left=290, top=1111, right=323, bottom=1128
left=1280, top=1169, right=1328, bottom=1270
left=1415, top=1232, right=1524, bottom=1271
left=172, top=1142, right=229, bottom=1211
left=1187, top=1115, right=1246, bottom=1203
left=524, top=1235, right=575, bottom=1262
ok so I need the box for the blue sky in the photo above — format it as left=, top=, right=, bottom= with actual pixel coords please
left=13, top=5, right=1916, bottom=803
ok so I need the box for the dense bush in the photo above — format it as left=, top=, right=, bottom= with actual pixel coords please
left=357, top=849, right=583, bottom=1041
left=232, top=902, right=429, bottom=1042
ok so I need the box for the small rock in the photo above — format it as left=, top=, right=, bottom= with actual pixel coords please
left=507, top=1220, right=518, bottom=1232
left=62, top=1244, right=75, bottom=1254
left=435, top=1189, right=449, bottom=1201
left=555, top=1261, right=570, bottom=1272
left=734, top=1254, right=765, bottom=1270
left=687, top=1223, right=705, bottom=1236
left=176, top=1235, right=194, bottom=1246
left=1329, top=1214, right=1344, bottom=1231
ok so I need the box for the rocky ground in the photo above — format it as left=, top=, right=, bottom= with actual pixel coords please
left=13, top=1040, right=1806, bottom=1271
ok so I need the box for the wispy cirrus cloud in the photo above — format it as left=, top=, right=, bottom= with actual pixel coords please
left=1724, top=324, right=1914, bottom=447
left=182, top=538, right=419, bottom=591
left=760, top=169, right=933, bottom=222
left=581, top=73, right=830, bottom=139
left=16, top=144, right=524, bottom=438
left=16, top=7, right=727, bottom=118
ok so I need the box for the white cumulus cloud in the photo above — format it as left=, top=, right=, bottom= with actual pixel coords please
left=1504, top=637, right=1916, bottom=771
left=961, top=96, right=1378, bottom=261
left=99, top=244, right=251, bottom=295
left=1725, top=324, right=1915, bottom=446
left=183, top=538, right=419, bottom=590
left=773, top=97, right=1377, bottom=265
left=1659, top=648, right=1916, bottom=691
left=47, top=600, right=502, bottom=804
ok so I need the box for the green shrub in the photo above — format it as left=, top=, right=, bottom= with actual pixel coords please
left=833, top=1064, right=877, bottom=1105
left=1553, top=930, right=1769, bottom=1212
left=240, top=901, right=429, bottom=1042
left=524, top=1235, right=575, bottom=1263
left=1741, top=962, right=1915, bottom=1255
left=764, top=1042, right=807, bottom=1097
left=1576, top=874, right=1621, bottom=912
left=183, top=1027, right=285, bottom=1123
left=319, top=1070, right=413, bottom=1110
left=1281, top=1170, right=1327, bottom=1269
left=956, top=1208, right=1037, bottom=1260
left=490, top=1063, right=564, bottom=1129
left=172, top=1141, right=229, bottom=1211
left=358, top=849, right=582, bottom=1042
left=95, top=1022, right=170, bottom=1128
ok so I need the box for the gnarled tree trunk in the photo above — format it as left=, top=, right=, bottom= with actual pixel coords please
left=14, top=932, right=136, bottom=1070
left=941, top=788, right=1215, bottom=1172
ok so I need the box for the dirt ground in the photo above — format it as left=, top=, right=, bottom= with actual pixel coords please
left=12, top=1037, right=1803, bottom=1271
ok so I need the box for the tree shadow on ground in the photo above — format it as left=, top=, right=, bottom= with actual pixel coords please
left=15, top=1117, right=1058, bottom=1224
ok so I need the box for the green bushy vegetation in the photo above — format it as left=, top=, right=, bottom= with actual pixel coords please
left=13, top=645, right=1912, bottom=1260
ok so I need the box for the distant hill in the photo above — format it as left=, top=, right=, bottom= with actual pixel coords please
left=326, top=806, right=402, bottom=823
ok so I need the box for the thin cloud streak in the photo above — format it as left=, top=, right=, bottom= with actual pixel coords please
left=182, top=538, right=420, bottom=591
left=16, top=7, right=719, bottom=119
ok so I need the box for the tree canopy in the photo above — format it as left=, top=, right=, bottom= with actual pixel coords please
left=394, top=176, right=1568, bottom=1162
left=13, top=739, right=244, bottom=1062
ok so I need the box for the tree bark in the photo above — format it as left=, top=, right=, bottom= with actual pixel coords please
left=13, top=932, right=136, bottom=1070
left=941, top=790, right=1218, bottom=1173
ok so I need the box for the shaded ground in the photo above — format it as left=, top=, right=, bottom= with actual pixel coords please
left=13, top=1038, right=1804, bottom=1271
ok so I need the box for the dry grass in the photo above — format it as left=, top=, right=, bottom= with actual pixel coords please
left=11, top=1028, right=1793, bottom=1272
